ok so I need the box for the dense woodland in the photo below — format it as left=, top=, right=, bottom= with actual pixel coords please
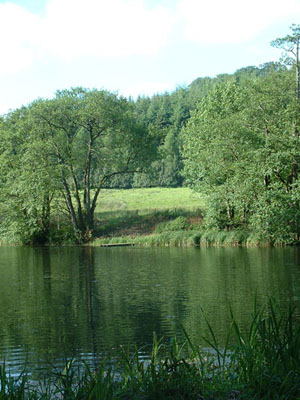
left=0, top=26, right=300, bottom=245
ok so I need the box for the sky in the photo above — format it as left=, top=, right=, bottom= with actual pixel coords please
left=1, top=0, right=300, bottom=114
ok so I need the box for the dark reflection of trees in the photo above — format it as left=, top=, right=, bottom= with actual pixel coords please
left=128, top=306, right=164, bottom=344
left=88, top=248, right=190, bottom=351
left=79, top=247, right=98, bottom=368
left=1, top=246, right=300, bottom=374
left=42, top=247, right=51, bottom=293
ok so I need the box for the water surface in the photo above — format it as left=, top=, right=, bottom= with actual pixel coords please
left=0, top=246, right=299, bottom=376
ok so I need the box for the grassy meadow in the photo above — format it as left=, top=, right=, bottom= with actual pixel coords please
left=92, top=187, right=205, bottom=244
left=96, top=187, right=206, bottom=212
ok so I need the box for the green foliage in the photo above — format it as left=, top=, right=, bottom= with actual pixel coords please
left=182, top=41, right=300, bottom=245
left=229, top=298, right=300, bottom=398
left=0, top=107, right=55, bottom=244
left=155, top=216, right=189, bottom=233
left=133, top=89, right=189, bottom=188
left=130, top=62, right=289, bottom=190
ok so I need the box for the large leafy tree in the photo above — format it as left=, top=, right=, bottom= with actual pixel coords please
left=1, top=88, right=155, bottom=243
left=181, top=65, right=300, bottom=243
left=182, top=81, right=254, bottom=229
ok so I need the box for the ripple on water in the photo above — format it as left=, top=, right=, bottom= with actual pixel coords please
left=0, top=246, right=299, bottom=377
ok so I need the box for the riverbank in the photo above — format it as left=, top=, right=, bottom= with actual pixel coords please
left=1, top=187, right=298, bottom=247
left=92, top=229, right=250, bottom=247
left=92, top=188, right=299, bottom=247
left=92, top=211, right=289, bottom=247
left=2, top=298, right=300, bottom=399
left=92, top=232, right=289, bottom=247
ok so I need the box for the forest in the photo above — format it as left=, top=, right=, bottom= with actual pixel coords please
left=0, top=26, right=300, bottom=245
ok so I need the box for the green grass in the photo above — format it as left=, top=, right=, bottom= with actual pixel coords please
left=1, top=298, right=300, bottom=399
left=96, top=187, right=206, bottom=212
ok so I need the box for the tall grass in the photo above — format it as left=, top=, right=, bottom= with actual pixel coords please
left=230, top=298, right=300, bottom=398
left=92, top=229, right=255, bottom=248
left=92, top=231, right=202, bottom=247
left=1, top=298, right=300, bottom=399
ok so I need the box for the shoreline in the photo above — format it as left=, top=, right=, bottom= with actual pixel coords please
left=91, top=229, right=299, bottom=248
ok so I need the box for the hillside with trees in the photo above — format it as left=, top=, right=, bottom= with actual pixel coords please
left=0, top=26, right=299, bottom=245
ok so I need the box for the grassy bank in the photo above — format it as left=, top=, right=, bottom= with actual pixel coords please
left=93, top=210, right=203, bottom=246
left=93, top=188, right=280, bottom=247
left=1, top=298, right=300, bottom=399
left=93, top=209, right=268, bottom=247
left=92, top=230, right=274, bottom=247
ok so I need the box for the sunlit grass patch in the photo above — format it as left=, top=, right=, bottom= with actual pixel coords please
left=96, top=187, right=206, bottom=212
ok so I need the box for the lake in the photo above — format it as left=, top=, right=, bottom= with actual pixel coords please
left=0, top=245, right=299, bottom=377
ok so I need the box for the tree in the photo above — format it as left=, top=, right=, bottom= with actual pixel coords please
left=271, top=24, right=300, bottom=100
left=271, top=24, right=300, bottom=186
left=1, top=88, right=155, bottom=243
left=182, top=81, right=254, bottom=229
left=181, top=67, right=300, bottom=243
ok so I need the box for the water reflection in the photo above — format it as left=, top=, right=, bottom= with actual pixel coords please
left=0, top=246, right=299, bottom=376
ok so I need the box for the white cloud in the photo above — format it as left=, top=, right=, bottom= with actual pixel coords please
left=2, top=0, right=300, bottom=114
left=177, top=0, right=300, bottom=44
left=2, top=0, right=299, bottom=76
left=0, top=2, right=42, bottom=73
left=246, top=44, right=280, bottom=59
left=0, top=0, right=176, bottom=73
left=41, top=0, right=176, bottom=59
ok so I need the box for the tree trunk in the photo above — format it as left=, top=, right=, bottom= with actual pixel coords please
left=62, top=179, right=82, bottom=243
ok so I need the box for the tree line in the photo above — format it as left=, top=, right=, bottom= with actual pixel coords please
left=0, top=26, right=299, bottom=245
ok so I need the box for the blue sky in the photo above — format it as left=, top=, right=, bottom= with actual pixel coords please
left=0, top=0, right=300, bottom=114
